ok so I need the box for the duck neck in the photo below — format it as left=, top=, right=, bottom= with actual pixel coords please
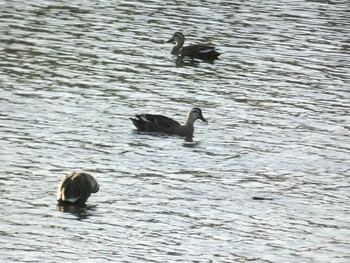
left=184, top=112, right=196, bottom=127
left=171, top=39, right=184, bottom=54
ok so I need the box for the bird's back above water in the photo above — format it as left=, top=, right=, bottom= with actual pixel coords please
left=57, top=172, right=99, bottom=205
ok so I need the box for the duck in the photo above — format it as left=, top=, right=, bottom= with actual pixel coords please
left=166, top=32, right=220, bottom=60
left=57, top=172, right=99, bottom=205
left=130, top=107, right=208, bottom=138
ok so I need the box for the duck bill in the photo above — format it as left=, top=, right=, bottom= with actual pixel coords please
left=200, top=117, right=208, bottom=123
left=166, top=38, right=174, bottom=43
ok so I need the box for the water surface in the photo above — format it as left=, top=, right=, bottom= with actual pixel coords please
left=1, top=0, right=349, bottom=262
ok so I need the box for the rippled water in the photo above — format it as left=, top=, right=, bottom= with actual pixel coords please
left=1, top=0, right=349, bottom=262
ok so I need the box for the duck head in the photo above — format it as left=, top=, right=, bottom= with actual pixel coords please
left=192, top=108, right=207, bottom=123
left=188, top=107, right=208, bottom=124
left=166, top=32, right=185, bottom=45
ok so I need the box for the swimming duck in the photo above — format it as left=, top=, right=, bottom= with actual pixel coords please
left=130, top=107, right=208, bottom=137
left=57, top=172, right=99, bottom=205
left=166, top=32, right=220, bottom=60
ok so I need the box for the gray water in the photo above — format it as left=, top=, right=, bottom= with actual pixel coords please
left=1, top=0, right=349, bottom=262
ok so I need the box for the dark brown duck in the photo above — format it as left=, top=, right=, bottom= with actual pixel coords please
left=57, top=172, right=99, bottom=205
left=166, top=32, right=220, bottom=60
left=130, top=108, right=208, bottom=138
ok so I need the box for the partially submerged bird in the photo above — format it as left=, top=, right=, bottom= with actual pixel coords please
left=57, top=172, right=99, bottom=205
left=130, top=107, right=208, bottom=138
left=166, top=32, right=220, bottom=60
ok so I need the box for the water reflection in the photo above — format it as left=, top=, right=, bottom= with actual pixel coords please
left=252, top=196, right=275, bottom=201
left=174, top=56, right=200, bottom=67
left=173, top=55, right=220, bottom=67
left=131, top=131, right=203, bottom=145
left=56, top=203, right=97, bottom=220
left=183, top=137, right=202, bottom=146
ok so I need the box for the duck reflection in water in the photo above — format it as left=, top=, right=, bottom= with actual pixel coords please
left=174, top=55, right=219, bottom=67
left=56, top=203, right=97, bottom=220
left=174, top=56, right=199, bottom=67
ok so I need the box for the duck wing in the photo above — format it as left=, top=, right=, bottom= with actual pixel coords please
left=180, top=44, right=220, bottom=59
left=131, top=114, right=181, bottom=133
